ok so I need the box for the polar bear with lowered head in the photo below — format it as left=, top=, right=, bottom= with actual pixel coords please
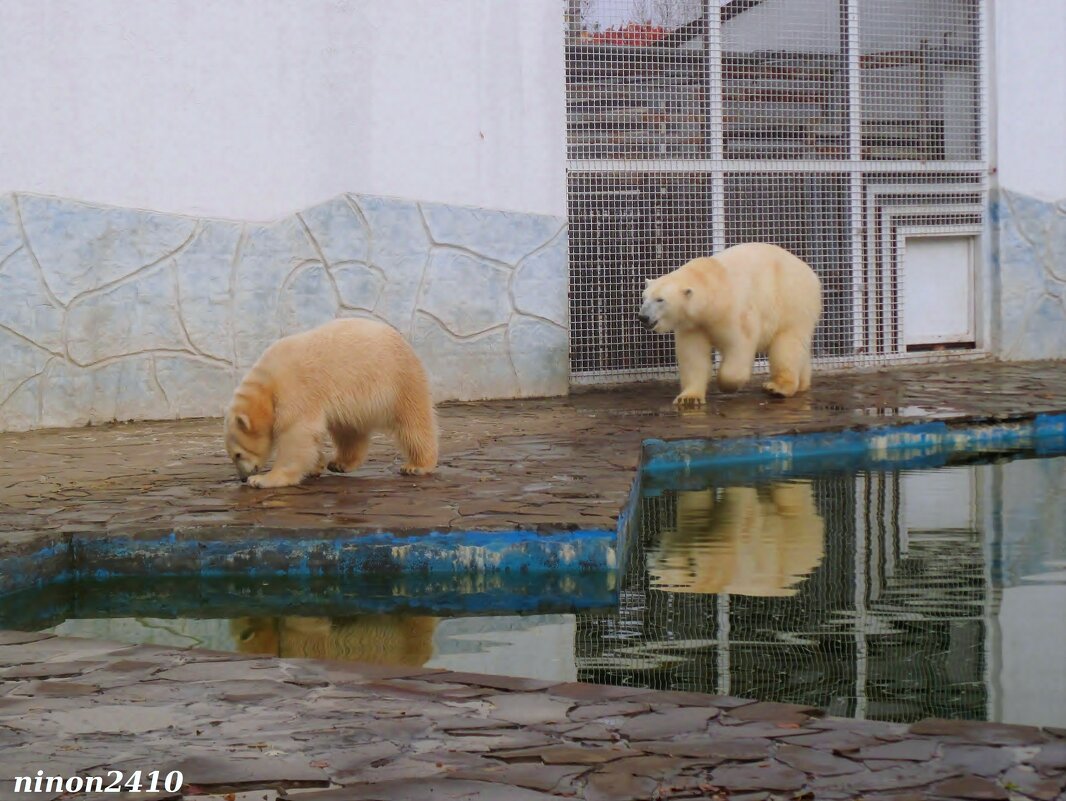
left=639, top=243, right=822, bottom=405
left=224, top=318, right=438, bottom=488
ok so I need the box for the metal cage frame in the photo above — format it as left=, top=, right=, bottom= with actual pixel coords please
left=565, top=0, right=989, bottom=384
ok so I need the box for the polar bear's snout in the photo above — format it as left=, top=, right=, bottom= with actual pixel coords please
left=236, top=463, right=260, bottom=482
left=638, top=299, right=659, bottom=331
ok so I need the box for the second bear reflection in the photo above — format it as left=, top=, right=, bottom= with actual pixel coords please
left=648, top=481, right=826, bottom=597
left=233, top=615, right=439, bottom=664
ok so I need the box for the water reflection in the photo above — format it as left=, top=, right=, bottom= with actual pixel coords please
left=647, top=481, right=825, bottom=597
left=578, top=455, right=1066, bottom=726
left=232, top=615, right=440, bottom=665
left=48, top=612, right=581, bottom=683
left=226, top=614, right=578, bottom=681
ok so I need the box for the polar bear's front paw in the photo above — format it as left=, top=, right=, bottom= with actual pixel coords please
left=308, top=453, right=329, bottom=477
left=400, top=464, right=434, bottom=476
left=673, top=391, right=706, bottom=409
left=246, top=471, right=304, bottom=488
left=762, top=379, right=798, bottom=398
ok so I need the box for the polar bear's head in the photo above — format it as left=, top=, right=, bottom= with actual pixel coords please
left=638, top=262, right=708, bottom=334
left=223, top=387, right=275, bottom=481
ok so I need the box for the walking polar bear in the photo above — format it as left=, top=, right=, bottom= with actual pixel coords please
left=639, top=242, right=822, bottom=405
left=223, top=318, right=438, bottom=488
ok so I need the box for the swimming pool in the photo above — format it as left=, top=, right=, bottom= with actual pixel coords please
left=4, top=416, right=1064, bottom=726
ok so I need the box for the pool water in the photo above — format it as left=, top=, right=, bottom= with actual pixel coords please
left=602, top=453, right=1066, bottom=727
left=8, top=450, right=1066, bottom=727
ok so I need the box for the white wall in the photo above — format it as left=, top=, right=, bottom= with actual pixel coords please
left=992, top=0, right=1066, bottom=200
left=428, top=614, right=578, bottom=682
left=0, top=0, right=567, bottom=220
left=998, top=585, right=1066, bottom=727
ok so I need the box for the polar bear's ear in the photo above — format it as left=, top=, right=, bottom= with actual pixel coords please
left=684, top=287, right=693, bottom=297
left=236, top=413, right=252, bottom=433
left=644, top=278, right=652, bottom=286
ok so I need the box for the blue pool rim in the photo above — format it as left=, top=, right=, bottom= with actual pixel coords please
left=640, top=411, right=1066, bottom=481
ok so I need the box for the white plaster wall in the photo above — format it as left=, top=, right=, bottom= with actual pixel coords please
left=0, top=0, right=566, bottom=220
left=997, top=585, right=1066, bottom=728
left=992, top=0, right=1066, bottom=201
left=428, top=614, right=578, bottom=683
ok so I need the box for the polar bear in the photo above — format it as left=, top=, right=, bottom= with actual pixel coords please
left=224, top=318, right=438, bottom=488
left=639, top=243, right=822, bottom=404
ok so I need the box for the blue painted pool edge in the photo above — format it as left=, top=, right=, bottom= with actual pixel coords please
left=0, top=526, right=625, bottom=617
left=640, top=412, right=1066, bottom=479
left=75, top=527, right=619, bottom=580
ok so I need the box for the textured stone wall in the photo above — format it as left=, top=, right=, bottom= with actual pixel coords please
left=0, top=193, right=568, bottom=432
left=992, top=189, right=1066, bottom=360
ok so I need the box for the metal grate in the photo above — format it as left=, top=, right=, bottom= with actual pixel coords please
left=566, top=0, right=986, bottom=382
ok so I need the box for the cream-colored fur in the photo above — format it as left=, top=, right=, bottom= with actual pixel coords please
left=223, top=318, right=438, bottom=488
left=232, top=614, right=439, bottom=666
left=638, top=242, right=822, bottom=404
left=647, top=481, right=825, bottom=597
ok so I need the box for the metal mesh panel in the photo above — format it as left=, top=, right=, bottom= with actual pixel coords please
left=568, top=173, right=714, bottom=375
left=859, top=0, right=981, bottom=161
left=566, top=0, right=986, bottom=382
left=723, top=173, right=852, bottom=358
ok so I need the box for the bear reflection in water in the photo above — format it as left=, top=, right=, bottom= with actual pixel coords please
left=232, top=614, right=439, bottom=665
left=647, top=480, right=825, bottom=597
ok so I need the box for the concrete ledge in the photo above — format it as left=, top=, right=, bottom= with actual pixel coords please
left=0, top=527, right=617, bottom=599
left=641, top=411, right=1066, bottom=488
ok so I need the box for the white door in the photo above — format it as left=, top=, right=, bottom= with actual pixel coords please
left=902, top=235, right=976, bottom=347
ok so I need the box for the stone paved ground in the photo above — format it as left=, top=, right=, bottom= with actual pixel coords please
left=3, top=361, right=1066, bottom=539
left=0, top=631, right=1064, bottom=801
left=2, top=360, right=1066, bottom=800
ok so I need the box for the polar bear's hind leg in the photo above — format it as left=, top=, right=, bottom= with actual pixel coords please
left=763, top=332, right=808, bottom=397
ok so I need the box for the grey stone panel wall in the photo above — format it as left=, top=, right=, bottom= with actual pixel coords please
left=0, top=193, right=568, bottom=432
left=992, top=189, right=1066, bottom=360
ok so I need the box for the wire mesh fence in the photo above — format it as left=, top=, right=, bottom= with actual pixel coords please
left=566, top=0, right=986, bottom=382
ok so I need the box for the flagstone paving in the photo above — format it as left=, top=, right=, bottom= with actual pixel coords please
left=2, top=361, right=1065, bottom=540
left=0, top=632, right=1064, bottom=800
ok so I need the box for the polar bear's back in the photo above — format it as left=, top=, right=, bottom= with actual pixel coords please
left=260, top=317, right=422, bottom=376
left=252, top=318, right=431, bottom=428
left=713, top=243, right=821, bottom=301
left=711, top=242, right=822, bottom=336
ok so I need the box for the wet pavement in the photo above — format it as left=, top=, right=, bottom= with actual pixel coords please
left=3, top=361, right=1066, bottom=539
left=2, top=360, right=1066, bottom=799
